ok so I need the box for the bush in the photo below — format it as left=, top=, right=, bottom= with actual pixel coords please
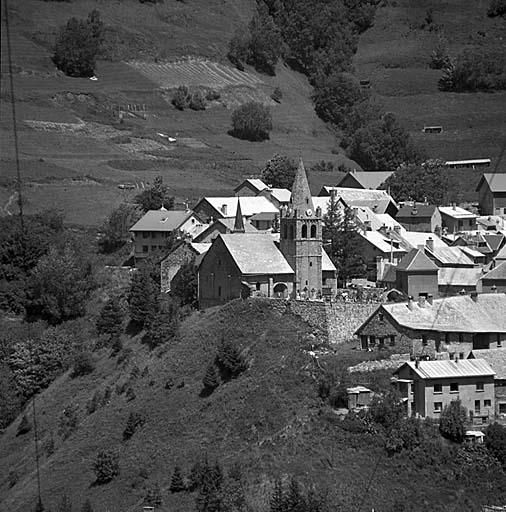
left=189, top=90, right=206, bottom=111
left=230, top=102, right=272, bottom=141
left=202, top=364, right=220, bottom=391
left=429, top=37, right=450, bottom=70
left=487, top=0, right=506, bottom=17
left=271, top=87, right=283, bottom=103
left=144, top=481, right=163, bottom=506
left=71, top=352, right=95, bottom=378
left=170, top=466, right=186, bottom=493
left=8, top=470, right=19, bottom=488
left=144, top=295, right=180, bottom=348
left=227, top=30, right=250, bottom=71
left=81, top=499, right=94, bottom=512
left=123, top=411, right=146, bottom=440
left=93, top=449, right=120, bottom=484
left=484, top=422, right=506, bottom=468
left=96, top=296, right=124, bottom=341
left=58, top=403, right=79, bottom=440
left=439, top=399, right=467, bottom=443
left=53, top=10, right=103, bottom=77
left=261, top=154, right=297, bottom=189
left=100, top=203, right=142, bottom=252
left=215, top=338, right=248, bottom=379
left=172, top=86, right=190, bottom=110
left=205, top=89, right=221, bottom=101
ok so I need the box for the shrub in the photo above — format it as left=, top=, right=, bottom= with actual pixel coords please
left=261, top=154, right=297, bottom=189
left=71, top=352, right=95, bottom=378
left=93, top=449, right=120, bottom=484
left=134, top=175, right=174, bottom=212
left=227, top=30, right=250, bottom=71
left=144, top=481, right=163, bottom=506
left=216, top=338, right=248, bottom=379
left=429, top=37, right=450, bottom=70
left=189, top=91, right=206, bottom=111
left=58, top=403, right=79, bottom=440
left=123, top=411, right=146, bottom=440
left=53, top=10, right=103, bottom=77
left=205, top=89, right=221, bottom=101
left=8, top=470, right=18, bottom=488
left=57, top=493, right=73, bottom=512
left=172, top=86, right=190, bottom=110
left=170, top=466, right=186, bottom=493
left=271, top=87, right=283, bottom=103
left=230, top=102, right=272, bottom=141
left=16, top=414, right=31, bottom=436
left=487, top=0, right=506, bottom=17
left=96, top=296, right=124, bottom=341
left=125, top=385, right=136, bottom=402
left=144, top=295, right=180, bottom=348
left=81, top=499, right=94, bottom=512
left=44, top=434, right=55, bottom=456
left=484, top=422, right=506, bottom=468
left=439, top=399, right=467, bottom=443
left=202, top=364, right=220, bottom=391
left=100, top=203, right=142, bottom=252
left=310, top=160, right=336, bottom=173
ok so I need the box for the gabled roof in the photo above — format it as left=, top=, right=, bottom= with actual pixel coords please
left=197, top=196, right=279, bottom=218
left=496, top=244, right=506, bottom=260
left=337, top=171, right=393, bottom=190
left=483, top=233, right=505, bottom=252
left=233, top=178, right=268, bottom=194
left=219, top=234, right=294, bottom=275
left=425, top=245, right=475, bottom=266
left=359, top=231, right=405, bottom=254
left=396, top=231, right=447, bottom=251
left=476, top=173, right=506, bottom=193
left=267, top=188, right=291, bottom=203
left=249, top=211, right=277, bottom=221
left=469, top=348, right=506, bottom=379
left=318, top=187, right=393, bottom=202
left=438, top=267, right=483, bottom=287
left=396, top=359, right=495, bottom=380
left=397, top=249, right=438, bottom=272
left=377, top=293, right=506, bottom=333
left=322, top=249, right=337, bottom=272
left=130, top=209, right=195, bottom=232
left=481, top=260, right=506, bottom=281
left=439, top=206, right=478, bottom=219
left=460, top=246, right=485, bottom=259
left=190, top=242, right=211, bottom=254
left=397, top=204, right=438, bottom=219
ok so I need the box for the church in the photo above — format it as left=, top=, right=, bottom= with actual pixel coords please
left=198, top=159, right=337, bottom=308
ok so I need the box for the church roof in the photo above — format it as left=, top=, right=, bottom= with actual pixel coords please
left=233, top=198, right=245, bottom=232
left=322, top=249, right=337, bottom=272
left=290, top=159, right=314, bottom=213
left=220, top=234, right=294, bottom=275
left=397, top=248, right=438, bottom=272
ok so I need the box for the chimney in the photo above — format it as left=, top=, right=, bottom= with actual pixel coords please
left=470, top=291, right=478, bottom=302
left=364, top=220, right=372, bottom=231
left=427, top=294, right=433, bottom=306
left=221, top=204, right=228, bottom=216
left=407, top=296, right=414, bottom=310
left=330, top=188, right=337, bottom=200
left=393, top=225, right=401, bottom=234
left=453, top=203, right=456, bottom=211
left=418, top=294, right=426, bottom=307
left=415, top=358, right=419, bottom=368
left=426, top=237, right=434, bottom=252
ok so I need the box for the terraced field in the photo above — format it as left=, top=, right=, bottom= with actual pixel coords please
left=128, top=59, right=263, bottom=89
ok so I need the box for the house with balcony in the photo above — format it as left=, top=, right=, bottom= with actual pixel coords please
left=392, top=359, right=496, bottom=422
left=439, top=205, right=478, bottom=233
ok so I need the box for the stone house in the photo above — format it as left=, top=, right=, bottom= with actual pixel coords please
left=392, top=359, right=496, bottom=421
left=129, top=208, right=206, bottom=263
left=394, top=248, right=439, bottom=299
left=336, top=170, right=393, bottom=190
left=233, top=178, right=268, bottom=196
left=355, top=292, right=506, bottom=355
left=439, top=205, right=478, bottom=233
left=258, top=187, right=291, bottom=208
left=395, top=203, right=442, bottom=233
left=476, top=173, right=506, bottom=216
left=468, top=348, right=506, bottom=419
left=193, top=217, right=257, bottom=243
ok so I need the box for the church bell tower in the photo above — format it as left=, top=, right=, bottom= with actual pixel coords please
left=279, top=158, right=322, bottom=297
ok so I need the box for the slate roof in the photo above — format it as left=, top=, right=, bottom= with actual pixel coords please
left=376, top=214, right=402, bottom=230
left=438, top=267, right=483, bottom=287
left=378, top=293, right=506, bottom=333
left=396, top=359, right=495, bottom=379
left=345, top=199, right=393, bottom=215
left=481, top=260, right=506, bottom=281
left=359, top=231, right=406, bottom=254
left=469, top=348, right=506, bottom=379
left=337, top=171, right=393, bottom=190
left=219, top=234, right=294, bottom=275
left=233, top=178, right=268, bottom=193
left=130, top=209, right=195, bottom=232
left=397, top=204, right=438, bottom=219
left=496, top=244, right=506, bottom=260
left=190, top=242, right=211, bottom=254
left=425, top=245, right=475, bottom=266
left=476, top=173, right=506, bottom=193
left=483, top=233, right=505, bottom=252
left=322, top=249, right=337, bottom=272
left=319, top=186, right=393, bottom=202
left=267, top=188, right=291, bottom=203
left=397, top=249, right=438, bottom=272
left=439, top=206, right=478, bottom=219
left=200, top=196, right=279, bottom=218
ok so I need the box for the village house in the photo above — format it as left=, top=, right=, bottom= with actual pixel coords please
left=392, top=359, right=496, bottom=422
left=476, top=173, right=506, bottom=216
left=477, top=215, right=506, bottom=231
left=336, top=170, right=394, bottom=190
left=258, top=187, right=291, bottom=208
left=129, top=208, right=206, bottom=263
left=193, top=217, right=257, bottom=243
left=192, top=195, right=279, bottom=223
left=395, top=203, right=441, bottom=233
left=198, top=160, right=338, bottom=308
left=355, top=292, right=506, bottom=355
left=481, top=261, right=506, bottom=293
left=439, top=205, right=478, bottom=233
left=233, top=178, right=268, bottom=196
left=468, top=348, right=506, bottom=419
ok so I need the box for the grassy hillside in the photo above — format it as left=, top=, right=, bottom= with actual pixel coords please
left=1, top=299, right=505, bottom=512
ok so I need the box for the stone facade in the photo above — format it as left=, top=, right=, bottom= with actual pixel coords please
left=160, top=243, right=198, bottom=293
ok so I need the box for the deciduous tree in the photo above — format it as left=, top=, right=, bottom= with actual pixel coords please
left=261, top=154, right=297, bottom=189
left=231, top=102, right=272, bottom=142
left=439, top=399, right=467, bottom=443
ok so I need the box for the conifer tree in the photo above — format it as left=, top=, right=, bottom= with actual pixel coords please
left=216, top=338, right=247, bottom=378
left=80, top=499, right=94, bottom=512
left=170, top=466, right=186, bottom=493
left=96, top=296, right=124, bottom=340
left=145, top=295, right=179, bottom=348
left=57, top=493, right=73, bottom=512
left=202, top=364, right=220, bottom=390
left=270, top=478, right=285, bottom=512
left=128, top=266, right=159, bottom=328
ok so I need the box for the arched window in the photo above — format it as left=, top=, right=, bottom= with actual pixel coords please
left=301, top=224, right=308, bottom=238
left=289, top=225, right=294, bottom=239
left=283, top=224, right=288, bottom=239
left=310, top=224, right=317, bottom=238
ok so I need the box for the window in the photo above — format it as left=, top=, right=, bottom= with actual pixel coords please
left=459, top=352, right=464, bottom=359
left=389, top=335, right=396, bottom=346
left=445, top=333, right=450, bottom=343
left=309, top=261, right=313, bottom=267
left=434, top=383, right=442, bottom=394
left=151, top=232, right=156, bottom=238
left=484, top=400, right=491, bottom=408
left=422, top=335, right=428, bottom=346
left=142, top=245, right=148, bottom=253
left=500, top=403, right=506, bottom=414
left=379, top=313, right=384, bottom=322
left=476, top=382, right=484, bottom=392
left=458, top=333, right=464, bottom=343
left=218, top=286, right=222, bottom=297
left=310, top=224, right=317, bottom=238
left=369, top=336, right=376, bottom=346
left=474, top=400, right=480, bottom=414
left=434, top=402, right=443, bottom=413
left=450, top=383, right=459, bottom=393
left=255, top=282, right=261, bottom=291
left=379, top=338, right=385, bottom=347
left=498, top=334, right=502, bottom=348
left=143, top=232, right=149, bottom=239
left=151, top=246, right=157, bottom=251
left=301, top=224, right=308, bottom=238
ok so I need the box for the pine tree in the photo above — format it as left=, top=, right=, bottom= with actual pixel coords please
left=270, top=478, right=285, bottom=512
left=134, top=176, right=174, bottom=212
left=170, top=466, right=186, bottom=493
left=202, top=364, right=220, bottom=390
left=96, top=296, right=124, bottom=340
left=80, top=499, right=94, bottom=512
left=145, top=295, right=179, bottom=348
left=57, top=493, right=73, bottom=512
left=128, top=266, right=159, bottom=328
left=216, top=338, right=247, bottom=378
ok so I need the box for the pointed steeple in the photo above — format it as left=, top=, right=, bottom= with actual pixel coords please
left=290, top=158, right=314, bottom=214
left=233, top=198, right=245, bottom=233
